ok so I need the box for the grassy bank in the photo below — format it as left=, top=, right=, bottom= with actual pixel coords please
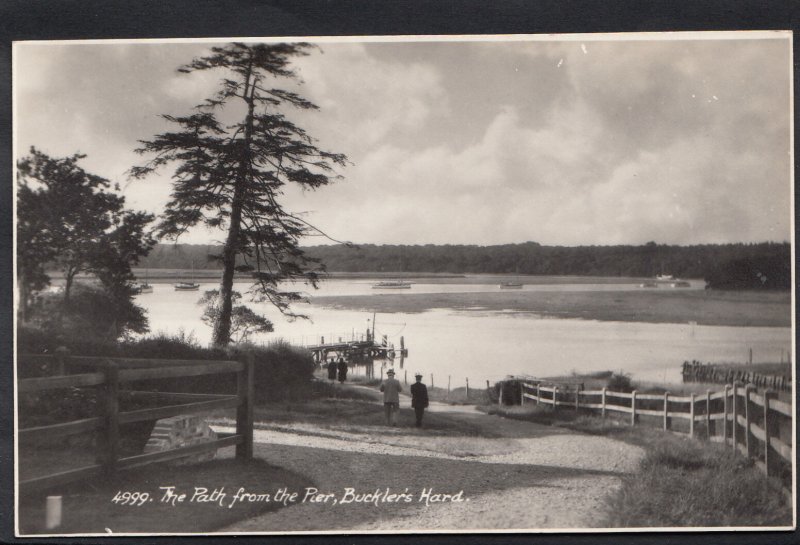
left=484, top=404, right=792, bottom=527
left=311, top=289, right=790, bottom=327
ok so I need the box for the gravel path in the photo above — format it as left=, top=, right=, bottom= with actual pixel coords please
left=218, top=394, right=644, bottom=533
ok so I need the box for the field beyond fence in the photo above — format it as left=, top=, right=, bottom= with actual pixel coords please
left=499, top=378, right=793, bottom=489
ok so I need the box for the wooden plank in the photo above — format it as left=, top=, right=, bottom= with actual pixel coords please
left=709, top=413, right=727, bottom=421
left=522, top=392, right=537, bottom=400
left=19, top=464, right=104, bottom=494
left=605, top=404, right=633, bottom=414
left=581, top=389, right=604, bottom=395
left=119, top=362, right=243, bottom=382
left=605, top=391, right=633, bottom=399
left=117, top=434, right=242, bottom=470
left=709, top=390, right=727, bottom=401
left=668, top=395, right=693, bottom=403
left=736, top=414, right=747, bottom=428
left=770, top=399, right=792, bottom=418
left=636, top=408, right=664, bottom=417
left=635, top=393, right=665, bottom=401
left=118, top=396, right=240, bottom=424
left=749, top=422, right=766, bottom=443
left=770, top=437, right=792, bottom=462
left=666, top=411, right=692, bottom=420
left=19, top=417, right=103, bottom=442
left=749, top=392, right=765, bottom=408
left=580, top=403, right=605, bottom=409
left=18, top=373, right=105, bottom=392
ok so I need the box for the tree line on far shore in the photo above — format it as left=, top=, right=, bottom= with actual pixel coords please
left=137, top=240, right=791, bottom=290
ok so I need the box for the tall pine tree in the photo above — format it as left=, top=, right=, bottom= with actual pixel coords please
left=132, top=43, right=347, bottom=346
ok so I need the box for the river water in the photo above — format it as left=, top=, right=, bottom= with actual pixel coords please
left=135, top=278, right=791, bottom=386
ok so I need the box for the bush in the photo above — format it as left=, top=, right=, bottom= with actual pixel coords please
left=607, top=372, right=634, bottom=393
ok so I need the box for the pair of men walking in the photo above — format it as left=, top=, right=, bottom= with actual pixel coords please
left=379, top=369, right=429, bottom=427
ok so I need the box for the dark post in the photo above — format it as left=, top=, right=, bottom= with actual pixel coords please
left=731, top=383, right=738, bottom=452
left=744, top=385, right=755, bottom=458
left=236, top=355, right=254, bottom=459
left=101, top=361, right=119, bottom=476
left=706, top=390, right=713, bottom=439
left=663, top=392, right=671, bottom=431
left=689, top=393, right=695, bottom=438
left=763, top=390, right=778, bottom=477
left=722, top=385, right=730, bottom=445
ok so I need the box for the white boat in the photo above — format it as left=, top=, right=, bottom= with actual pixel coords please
left=671, top=280, right=691, bottom=288
left=655, top=274, right=674, bottom=281
left=372, top=280, right=411, bottom=289
left=499, top=282, right=524, bottom=289
left=175, top=261, right=200, bottom=291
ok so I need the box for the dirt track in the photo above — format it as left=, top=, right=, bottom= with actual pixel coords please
left=218, top=387, right=644, bottom=532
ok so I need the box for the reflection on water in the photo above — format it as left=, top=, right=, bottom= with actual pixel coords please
left=136, top=280, right=790, bottom=386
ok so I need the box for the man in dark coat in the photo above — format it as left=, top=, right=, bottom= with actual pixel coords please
left=410, top=373, right=429, bottom=427
left=327, top=358, right=337, bottom=382
left=337, top=357, right=348, bottom=383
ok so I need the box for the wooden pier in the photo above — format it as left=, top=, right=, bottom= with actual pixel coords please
left=307, top=335, right=408, bottom=364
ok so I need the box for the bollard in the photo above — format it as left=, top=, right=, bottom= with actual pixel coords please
left=601, top=387, right=607, bottom=419
left=465, top=378, right=470, bottom=399
left=663, top=392, right=670, bottom=431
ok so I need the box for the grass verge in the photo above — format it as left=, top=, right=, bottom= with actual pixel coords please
left=483, top=404, right=792, bottom=527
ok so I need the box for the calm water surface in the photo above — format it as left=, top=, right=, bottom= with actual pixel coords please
left=136, top=278, right=790, bottom=385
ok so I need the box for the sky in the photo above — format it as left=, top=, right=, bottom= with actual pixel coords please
left=13, top=33, right=793, bottom=247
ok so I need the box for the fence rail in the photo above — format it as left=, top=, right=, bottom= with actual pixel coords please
left=18, top=354, right=254, bottom=494
left=507, top=379, right=793, bottom=483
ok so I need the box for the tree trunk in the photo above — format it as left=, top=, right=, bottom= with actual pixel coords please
left=212, top=58, right=255, bottom=347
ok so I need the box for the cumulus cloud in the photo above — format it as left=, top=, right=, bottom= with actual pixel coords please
left=15, top=36, right=792, bottom=246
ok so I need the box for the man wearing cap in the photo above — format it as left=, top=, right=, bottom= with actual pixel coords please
left=379, top=369, right=402, bottom=426
left=410, top=373, right=429, bottom=427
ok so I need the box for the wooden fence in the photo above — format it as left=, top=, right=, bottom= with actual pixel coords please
left=508, top=380, right=793, bottom=482
left=18, top=354, right=254, bottom=494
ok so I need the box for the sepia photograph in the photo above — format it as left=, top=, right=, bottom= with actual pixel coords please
left=12, top=32, right=795, bottom=536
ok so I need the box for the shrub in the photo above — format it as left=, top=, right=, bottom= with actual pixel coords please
left=607, top=372, right=634, bottom=393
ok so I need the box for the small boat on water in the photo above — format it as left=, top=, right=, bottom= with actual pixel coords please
left=639, top=281, right=658, bottom=288
left=372, top=280, right=412, bottom=289
left=499, top=282, right=524, bottom=289
left=174, top=282, right=200, bottom=291
left=670, top=280, right=691, bottom=288
left=174, top=262, right=200, bottom=291
left=655, top=274, right=674, bottom=281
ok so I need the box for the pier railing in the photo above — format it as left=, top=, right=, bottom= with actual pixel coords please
left=505, top=380, right=792, bottom=485
left=17, top=354, right=254, bottom=494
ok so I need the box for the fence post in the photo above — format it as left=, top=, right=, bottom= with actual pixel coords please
left=706, top=390, right=712, bottom=439
left=630, top=390, right=637, bottom=426
left=448, top=375, right=451, bottom=393
left=236, top=355, right=254, bottom=459
left=431, top=374, right=434, bottom=389
left=536, top=383, right=540, bottom=405
left=466, top=378, right=469, bottom=400
left=553, top=386, right=559, bottom=412
left=601, top=387, right=607, bottom=419
left=519, top=381, right=524, bottom=406
left=731, top=383, right=738, bottom=452
left=499, top=382, right=504, bottom=406
left=722, top=385, right=730, bottom=445
left=689, top=393, right=695, bottom=438
left=404, top=370, right=407, bottom=385
left=575, top=388, right=580, bottom=413
left=744, top=385, right=755, bottom=459
left=763, top=390, right=777, bottom=477
left=663, top=392, right=670, bottom=431
left=101, top=361, right=119, bottom=477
